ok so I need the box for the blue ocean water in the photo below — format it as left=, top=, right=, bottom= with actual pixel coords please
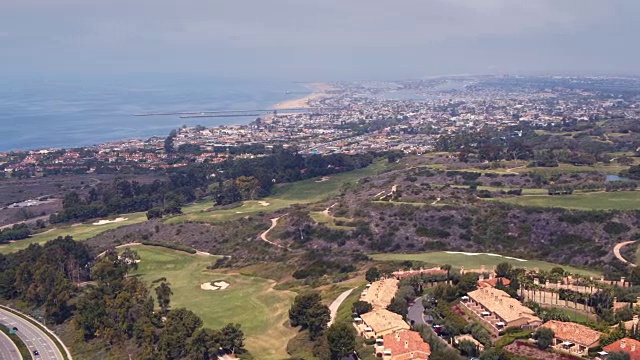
left=0, top=75, right=309, bottom=152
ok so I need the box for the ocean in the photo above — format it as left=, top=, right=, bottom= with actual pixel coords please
left=0, top=75, right=309, bottom=152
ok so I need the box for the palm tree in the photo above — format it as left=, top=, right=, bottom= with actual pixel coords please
left=442, top=264, right=452, bottom=284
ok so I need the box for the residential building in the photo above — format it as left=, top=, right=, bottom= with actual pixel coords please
left=462, top=287, right=541, bottom=332
left=539, top=320, right=602, bottom=357
left=375, top=330, right=431, bottom=360
left=603, top=338, right=640, bottom=360
left=355, top=308, right=410, bottom=339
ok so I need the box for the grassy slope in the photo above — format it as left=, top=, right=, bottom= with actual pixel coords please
left=166, top=160, right=389, bottom=224
left=126, top=245, right=297, bottom=360
left=0, top=212, right=147, bottom=254
left=489, top=191, right=640, bottom=211
left=370, top=251, right=600, bottom=277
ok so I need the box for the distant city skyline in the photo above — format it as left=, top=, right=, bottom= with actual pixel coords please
left=1, top=0, right=639, bottom=80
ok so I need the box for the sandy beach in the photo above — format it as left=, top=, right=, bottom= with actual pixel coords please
left=272, top=82, right=335, bottom=110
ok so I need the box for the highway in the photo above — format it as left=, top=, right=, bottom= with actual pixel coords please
left=0, top=328, right=21, bottom=360
left=0, top=308, right=63, bottom=360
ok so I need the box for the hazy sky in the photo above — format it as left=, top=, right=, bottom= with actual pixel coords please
left=1, top=0, right=638, bottom=80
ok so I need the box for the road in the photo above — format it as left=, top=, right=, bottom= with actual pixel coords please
left=407, top=295, right=428, bottom=326
left=327, top=288, right=354, bottom=326
left=613, top=240, right=637, bottom=267
left=0, top=308, right=64, bottom=360
left=0, top=329, right=21, bottom=360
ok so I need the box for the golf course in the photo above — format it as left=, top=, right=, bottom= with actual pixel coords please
left=371, top=251, right=601, bottom=277
left=125, top=245, right=297, bottom=360
left=490, top=190, right=640, bottom=211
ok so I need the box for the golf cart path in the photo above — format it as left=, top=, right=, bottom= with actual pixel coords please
left=328, top=288, right=355, bottom=326
left=614, top=240, right=637, bottom=267
left=259, top=215, right=286, bottom=248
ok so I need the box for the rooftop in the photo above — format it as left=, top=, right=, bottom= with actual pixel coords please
left=382, top=330, right=430, bottom=360
left=467, top=287, right=540, bottom=323
left=360, top=308, right=410, bottom=334
left=540, top=320, right=602, bottom=347
left=604, top=338, right=640, bottom=360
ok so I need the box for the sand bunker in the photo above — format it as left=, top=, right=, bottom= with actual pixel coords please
left=93, top=217, right=128, bottom=226
left=445, top=251, right=527, bottom=262
left=258, top=201, right=270, bottom=206
left=315, top=176, right=330, bottom=183
left=200, top=281, right=230, bottom=291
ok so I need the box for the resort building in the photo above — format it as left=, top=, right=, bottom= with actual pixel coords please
left=361, top=278, right=399, bottom=309
left=539, top=320, right=602, bottom=357
left=355, top=308, right=410, bottom=339
left=375, top=330, right=431, bottom=360
left=461, top=287, right=542, bottom=332
left=602, top=338, right=640, bottom=360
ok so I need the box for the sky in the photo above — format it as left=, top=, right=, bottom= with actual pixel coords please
left=1, top=0, right=639, bottom=81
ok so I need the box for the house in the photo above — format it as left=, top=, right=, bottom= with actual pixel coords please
left=462, top=287, right=541, bottom=331
left=375, top=330, right=431, bottom=360
left=603, top=338, right=640, bottom=359
left=355, top=308, right=410, bottom=339
left=539, top=320, right=602, bottom=357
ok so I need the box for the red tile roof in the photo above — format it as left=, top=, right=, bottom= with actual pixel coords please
left=382, top=330, right=430, bottom=360
left=540, top=320, right=602, bottom=347
left=604, top=338, right=640, bottom=360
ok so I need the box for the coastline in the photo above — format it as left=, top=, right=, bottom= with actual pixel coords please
left=272, top=82, right=335, bottom=110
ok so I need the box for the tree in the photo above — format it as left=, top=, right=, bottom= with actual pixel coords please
left=155, top=282, right=173, bottom=314
left=219, top=323, right=245, bottom=354
left=352, top=301, right=372, bottom=316
left=326, top=322, right=356, bottom=360
left=289, top=292, right=330, bottom=340
left=146, top=207, right=164, bottom=220
left=457, top=272, right=480, bottom=294
left=442, top=264, right=452, bottom=281
left=495, top=262, right=513, bottom=278
left=608, top=351, right=631, bottom=360
left=186, top=328, right=221, bottom=360
left=534, top=327, right=554, bottom=350
left=365, top=267, right=380, bottom=282
left=458, top=339, right=479, bottom=357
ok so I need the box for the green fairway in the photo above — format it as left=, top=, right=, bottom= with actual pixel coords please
left=370, top=251, right=600, bottom=277
left=127, top=245, right=297, bottom=360
left=0, top=212, right=147, bottom=254
left=489, top=191, right=640, bottom=210
left=166, top=160, right=389, bottom=224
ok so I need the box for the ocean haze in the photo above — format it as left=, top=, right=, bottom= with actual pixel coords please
left=0, top=0, right=639, bottom=80
left=0, top=75, right=308, bottom=152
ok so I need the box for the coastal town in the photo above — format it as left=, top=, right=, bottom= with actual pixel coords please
left=2, top=75, right=639, bottom=177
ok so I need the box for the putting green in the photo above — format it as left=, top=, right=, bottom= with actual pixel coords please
left=126, top=245, right=297, bottom=360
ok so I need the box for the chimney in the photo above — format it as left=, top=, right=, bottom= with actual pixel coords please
left=396, top=331, right=400, bottom=342
left=621, top=339, right=627, bottom=348
left=614, top=297, right=618, bottom=304
left=404, top=340, right=409, bottom=349
left=632, top=344, right=637, bottom=352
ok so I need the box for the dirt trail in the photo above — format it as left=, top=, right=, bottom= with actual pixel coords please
left=506, top=165, right=527, bottom=174
left=259, top=215, right=286, bottom=248
left=328, top=288, right=355, bottom=326
left=614, top=240, right=637, bottom=267
left=322, top=203, right=338, bottom=216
